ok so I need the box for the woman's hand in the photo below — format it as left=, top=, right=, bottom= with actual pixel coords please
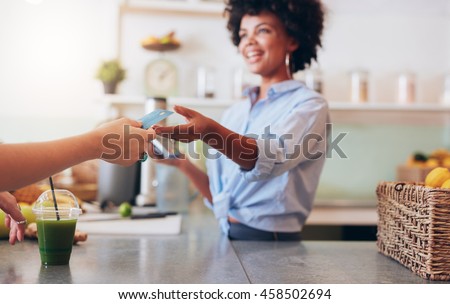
left=154, top=105, right=257, bottom=170
left=153, top=105, right=217, bottom=143
left=0, top=192, right=26, bottom=245
left=93, top=117, right=156, bottom=166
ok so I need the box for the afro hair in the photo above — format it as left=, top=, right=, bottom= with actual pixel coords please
left=225, top=0, right=325, bottom=73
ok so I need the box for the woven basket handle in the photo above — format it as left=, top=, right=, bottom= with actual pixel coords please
left=394, top=183, right=405, bottom=191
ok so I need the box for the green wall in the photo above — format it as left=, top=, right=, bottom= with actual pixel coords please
left=315, top=124, right=450, bottom=205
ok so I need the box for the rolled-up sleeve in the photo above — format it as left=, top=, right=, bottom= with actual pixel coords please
left=240, top=138, right=280, bottom=181
left=241, top=97, right=329, bottom=182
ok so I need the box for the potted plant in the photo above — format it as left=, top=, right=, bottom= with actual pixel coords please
left=95, top=59, right=126, bottom=94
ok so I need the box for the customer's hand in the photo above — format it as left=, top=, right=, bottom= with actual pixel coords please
left=153, top=105, right=217, bottom=143
left=93, top=118, right=155, bottom=166
left=0, top=192, right=26, bottom=245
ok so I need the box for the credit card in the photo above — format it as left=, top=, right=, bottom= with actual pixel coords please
left=139, top=109, right=174, bottom=129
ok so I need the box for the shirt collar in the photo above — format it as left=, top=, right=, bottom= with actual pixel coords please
left=243, top=86, right=260, bottom=105
left=243, top=80, right=304, bottom=100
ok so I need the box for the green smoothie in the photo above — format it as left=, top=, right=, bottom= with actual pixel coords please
left=36, top=218, right=77, bottom=265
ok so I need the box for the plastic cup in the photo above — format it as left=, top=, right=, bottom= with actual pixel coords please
left=32, top=190, right=82, bottom=266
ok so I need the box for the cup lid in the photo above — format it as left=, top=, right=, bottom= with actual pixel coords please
left=32, top=189, right=82, bottom=216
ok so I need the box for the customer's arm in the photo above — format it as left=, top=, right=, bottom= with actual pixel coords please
left=0, top=118, right=154, bottom=191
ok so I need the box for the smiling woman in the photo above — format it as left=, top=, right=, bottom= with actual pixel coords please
left=226, top=0, right=324, bottom=76
left=154, top=0, right=330, bottom=241
left=237, top=12, right=298, bottom=81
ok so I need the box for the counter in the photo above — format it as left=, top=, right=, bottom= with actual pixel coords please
left=0, top=201, right=446, bottom=284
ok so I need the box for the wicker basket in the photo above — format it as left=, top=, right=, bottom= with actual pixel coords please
left=376, top=181, right=450, bottom=281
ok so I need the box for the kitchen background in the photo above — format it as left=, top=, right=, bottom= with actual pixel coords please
left=0, top=0, right=449, bottom=206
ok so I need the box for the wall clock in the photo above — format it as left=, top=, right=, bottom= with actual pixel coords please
left=145, top=58, right=178, bottom=97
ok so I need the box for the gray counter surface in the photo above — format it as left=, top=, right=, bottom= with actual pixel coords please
left=0, top=201, right=447, bottom=284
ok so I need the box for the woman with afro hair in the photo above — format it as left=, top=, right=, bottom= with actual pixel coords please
left=154, top=0, right=329, bottom=241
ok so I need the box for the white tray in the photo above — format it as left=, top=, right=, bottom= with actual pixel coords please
left=77, top=214, right=182, bottom=235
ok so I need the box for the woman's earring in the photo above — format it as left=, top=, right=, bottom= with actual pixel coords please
left=285, top=53, right=292, bottom=78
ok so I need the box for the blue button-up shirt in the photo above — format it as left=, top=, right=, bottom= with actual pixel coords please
left=204, top=80, right=330, bottom=234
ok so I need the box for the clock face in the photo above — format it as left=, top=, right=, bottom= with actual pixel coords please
left=145, top=59, right=178, bottom=97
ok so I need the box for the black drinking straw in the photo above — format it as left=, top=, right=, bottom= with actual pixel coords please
left=49, top=176, right=60, bottom=221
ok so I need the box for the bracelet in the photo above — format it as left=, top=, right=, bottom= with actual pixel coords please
left=15, top=219, right=27, bottom=225
left=140, top=152, right=148, bottom=162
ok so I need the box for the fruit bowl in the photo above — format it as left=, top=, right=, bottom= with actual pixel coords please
left=141, top=42, right=181, bottom=52
left=141, top=31, right=181, bottom=52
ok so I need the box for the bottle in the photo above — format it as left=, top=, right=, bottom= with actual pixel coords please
left=397, top=72, right=416, bottom=104
left=350, top=70, right=369, bottom=103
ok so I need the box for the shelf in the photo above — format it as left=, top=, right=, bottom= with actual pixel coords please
left=98, top=94, right=146, bottom=105
left=121, top=0, right=225, bottom=16
left=98, top=94, right=237, bottom=108
left=169, top=96, right=236, bottom=107
left=101, top=95, right=450, bottom=111
left=99, top=95, right=450, bottom=125
left=328, top=102, right=450, bottom=125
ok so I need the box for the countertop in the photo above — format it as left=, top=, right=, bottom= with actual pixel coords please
left=0, top=201, right=446, bottom=284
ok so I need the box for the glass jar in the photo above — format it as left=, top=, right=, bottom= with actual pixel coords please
left=233, top=68, right=245, bottom=99
left=233, top=67, right=261, bottom=100
left=442, top=73, right=450, bottom=105
left=397, top=72, right=416, bottom=104
left=304, top=68, right=323, bottom=94
left=196, top=66, right=215, bottom=98
left=350, top=70, right=369, bottom=103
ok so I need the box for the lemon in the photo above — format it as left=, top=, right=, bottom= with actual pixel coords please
left=0, top=211, right=8, bottom=238
left=443, top=157, right=450, bottom=168
left=118, top=202, right=132, bottom=217
left=19, top=202, right=36, bottom=224
left=441, top=179, right=450, bottom=189
left=0, top=204, right=36, bottom=239
left=425, top=158, right=439, bottom=168
left=425, top=167, right=450, bottom=188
